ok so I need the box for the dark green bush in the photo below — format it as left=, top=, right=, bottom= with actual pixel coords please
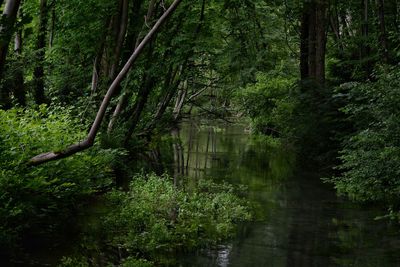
left=0, top=106, right=120, bottom=250
left=102, top=174, right=251, bottom=264
left=327, top=67, right=400, bottom=218
left=236, top=72, right=296, bottom=135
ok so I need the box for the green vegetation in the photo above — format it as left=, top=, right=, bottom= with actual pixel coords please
left=0, top=106, right=118, bottom=252
left=237, top=73, right=297, bottom=136
left=0, top=106, right=251, bottom=264
left=58, top=174, right=250, bottom=266
left=2, top=0, right=400, bottom=264
left=327, top=67, right=400, bottom=218
left=103, top=174, right=250, bottom=264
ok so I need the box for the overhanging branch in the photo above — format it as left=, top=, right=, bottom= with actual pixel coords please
left=29, top=0, right=183, bottom=166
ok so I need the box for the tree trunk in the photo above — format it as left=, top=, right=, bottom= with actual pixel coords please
left=136, top=0, right=206, bottom=134
left=49, top=5, right=55, bottom=48
left=299, top=0, right=327, bottom=85
left=377, top=0, right=389, bottom=63
left=146, top=66, right=182, bottom=130
left=119, top=0, right=145, bottom=68
left=33, top=0, right=48, bottom=105
left=300, top=2, right=310, bottom=80
left=0, top=0, right=21, bottom=108
left=13, top=25, right=24, bottom=105
left=123, top=75, right=155, bottom=145
left=360, top=0, right=369, bottom=58
left=360, top=0, right=373, bottom=77
left=109, top=0, right=129, bottom=80
left=107, top=0, right=158, bottom=134
left=308, top=3, right=317, bottom=79
left=0, top=0, right=21, bottom=78
left=29, top=0, right=183, bottom=166
left=173, top=80, right=187, bottom=120
left=315, top=0, right=327, bottom=85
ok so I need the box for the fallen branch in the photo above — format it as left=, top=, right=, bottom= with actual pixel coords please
left=29, top=0, right=183, bottom=166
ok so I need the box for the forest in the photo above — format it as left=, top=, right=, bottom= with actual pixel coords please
left=1, top=0, right=400, bottom=266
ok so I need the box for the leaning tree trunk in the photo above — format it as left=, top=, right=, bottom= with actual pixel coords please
left=123, top=74, right=155, bottom=145
left=125, top=0, right=206, bottom=138
left=33, top=0, right=48, bottom=104
left=29, top=0, right=183, bottom=166
left=107, top=0, right=158, bottom=134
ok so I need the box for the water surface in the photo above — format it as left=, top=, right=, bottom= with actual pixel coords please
left=174, top=121, right=400, bottom=267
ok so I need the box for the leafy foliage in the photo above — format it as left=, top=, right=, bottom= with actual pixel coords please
left=237, top=72, right=296, bottom=135
left=328, top=67, right=400, bottom=213
left=102, top=173, right=251, bottom=264
left=0, top=106, right=119, bottom=251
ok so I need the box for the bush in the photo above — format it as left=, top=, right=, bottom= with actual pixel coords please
left=327, top=67, right=400, bottom=217
left=0, top=106, right=119, bottom=251
left=236, top=72, right=296, bottom=136
left=102, top=174, right=251, bottom=264
left=237, top=72, right=342, bottom=166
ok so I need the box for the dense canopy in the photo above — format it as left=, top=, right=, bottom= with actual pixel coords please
left=1, top=0, right=400, bottom=265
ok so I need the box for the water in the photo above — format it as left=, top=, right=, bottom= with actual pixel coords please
left=7, top=121, right=400, bottom=266
left=174, top=121, right=400, bottom=267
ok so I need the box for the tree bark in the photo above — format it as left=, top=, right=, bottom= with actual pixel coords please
left=0, top=0, right=21, bottom=78
left=360, top=0, right=369, bottom=58
left=131, top=0, right=206, bottom=135
left=123, top=74, right=155, bottom=145
left=0, top=0, right=21, bottom=108
left=144, top=66, right=182, bottom=132
left=173, top=80, right=187, bottom=120
left=315, top=0, right=327, bottom=85
left=300, top=2, right=310, bottom=79
left=121, top=0, right=145, bottom=62
left=377, top=0, right=389, bottom=63
left=48, top=4, right=55, bottom=48
left=13, top=25, right=25, bottom=105
left=29, top=0, right=183, bottom=166
left=109, top=0, right=129, bottom=80
left=299, top=0, right=327, bottom=85
left=107, top=0, right=158, bottom=134
left=308, top=3, right=317, bottom=79
left=33, top=0, right=48, bottom=105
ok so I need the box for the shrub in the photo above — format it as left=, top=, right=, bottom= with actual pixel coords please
left=327, top=67, right=400, bottom=217
left=236, top=72, right=296, bottom=136
left=102, top=174, right=251, bottom=264
left=0, top=106, right=119, bottom=251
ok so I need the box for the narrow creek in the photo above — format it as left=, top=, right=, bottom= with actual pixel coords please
left=174, top=121, right=400, bottom=267
left=16, top=120, right=400, bottom=266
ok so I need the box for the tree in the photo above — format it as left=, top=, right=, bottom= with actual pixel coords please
left=29, top=0, right=183, bottom=166
left=0, top=0, right=21, bottom=107
left=300, top=0, right=328, bottom=85
left=33, top=0, right=48, bottom=104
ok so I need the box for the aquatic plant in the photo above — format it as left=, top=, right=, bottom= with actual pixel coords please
left=101, top=174, right=251, bottom=265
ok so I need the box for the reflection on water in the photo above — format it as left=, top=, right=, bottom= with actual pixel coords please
left=173, top=121, right=400, bottom=267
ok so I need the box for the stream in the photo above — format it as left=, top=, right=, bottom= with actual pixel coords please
left=174, top=121, right=400, bottom=267
left=12, top=121, right=400, bottom=266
